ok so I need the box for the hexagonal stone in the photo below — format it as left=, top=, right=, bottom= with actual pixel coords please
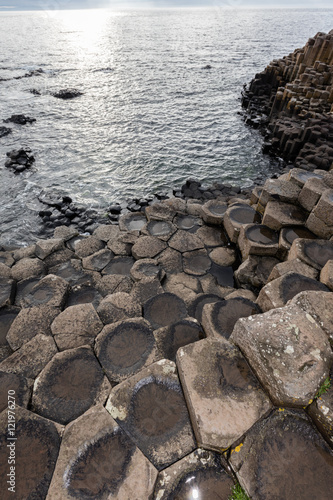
left=308, top=367, right=333, bottom=447
left=202, top=298, right=260, bottom=341
left=225, top=288, right=257, bottom=302
left=32, top=346, right=111, bottom=424
left=102, top=256, right=135, bottom=275
left=199, top=273, right=230, bottom=296
left=35, top=238, right=64, bottom=259
left=143, top=293, right=187, bottom=329
left=74, top=236, right=105, bottom=258
left=313, top=189, right=333, bottom=227
left=0, top=407, right=62, bottom=499
left=183, top=249, right=211, bottom=276
left=97, top=292, right=141, bottom=325
left=177, top=339, right=272, bottom=450
left=49, top=259, right=93, bottom=286
left=196, top=225, right=229, bottom=247
left=288, top=239, right=333, bottom=271
left=288, top=167, right=325, bottom=187
left=268, top=259, right=318, bottom=282
left=130, top=277, right=164, bottom=305
left=6, top=305, right=59, bottom=351
left=95, top=274, right=133, bottom=297
left=144, top=219, right=176, bottom=241
left=145, top=204, right=175, bottom=222
left=164, top=273, right=202, bottom=305
left=279, top=226, right=316, bottom=255
left=130, top=258, right=165, bottom=281
left=157, top=247, right=183, bottom=274
left=235, top=255, right=280, bottom=289
left=54, top=225, right=78, bottom=241
left=320, top=260, right=333, bottom=290
left=132, top=236, right=167, bottom=260
left=154, top=318, right=204, bottom=362
left=106, top=359, right=196, bottom=470
left=11, top=257, right=46, bottom=281
left=21, top=274, right=69, bottom=309
left=93, top=223, right=120, bottom=242
left=51, top=304, right=103, bottom=351
left=201, top=200, right=228, bottom=225
left=47, top=405, right=158, bottom=500
left=298, top=177, right=328, bottom=211
left=188, top=293, right=224, bottom=323
left=257, top=272, right=329, bottom=312
left=0, top=278, right=15, bottom=308
left=81, top=248, right=113, bottom=271
left=223, top=204, right=260, bottom=243
left=119, top=212, right=147, bottom=232
left=44, top=248, right=74, bottom=268
left=260, top=178, right=301, bottom=205
left=169, top=230, right=204, bottom=253
left=0, top=371, right=32, bottom=412
left=107, top=232, right=137, bottom=255
left=0, top=334, right=58, bottom=379
left=262, top=201, right=306, bottom=231
left=306, top=211, right=333, bottom=239
left=209, top=263, right=235, bottom=288
left=12, top=244, right=36, bottom=261
left=229, top=409, right=333, bottom=500
left=153, top=448, right=234, bottom=500
left=238, top=224, right=279, bottom=259
left=95, top=318, right=161, bottom=383
left=209, top=247, right=236, bottom=267
left=231, top=305, right=333, bottom=407
left=66, top=283, right=103, bottom=309
left=174, top=214, right=202, bottom=231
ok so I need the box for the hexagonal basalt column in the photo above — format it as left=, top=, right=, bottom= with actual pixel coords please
left=288, top=238, right=333, bottom=270
left=238, top=224, right=279, bottom=259
left=308, top=366, right=333, bottom=447
left=176, top=339, right=272, bottom=451
left=200, top=200, right=228, bottom=225
left=0, top=371, right=32, bottom=412
left=153, top=448, right=234, bottom=500
left=32, top=346, right=111, bottom=424
left=143, top=292, right=187, bottom=329
left=154, top=318, right=204, bottom=362
left=260, top=178, right=301, bottom=205
left=229, top=409, right=333, bottom=500
left=102, top=256, right=135, bottom=276
left=119, top=212, right=147, bottom=233
left=132, top=236, right=167, bottom=260
left=47, top=405, right=158, bottom=500
left=21, top=274, right=69, bottom=309
left=106, top=359, right=196, bottom=470
left=97, top=292, right=141, bottom=325
left=174, top=213, right=202, bottom=231
left=320, top=260, right=333, bottom=290
left=95, top=318, right=161, bottom=383
left=130, top=258, right=165, bottom=282
left=278, top=226, right=316, bottom=256
left=223, top=204, right=260, bottom=243
left=231, top=306, right=333, bottom=407
left=144, top=219, right=176, bottom=241
left=0, top=407, right=62, bottom=499
left=262, top=201, right=306, bottom=231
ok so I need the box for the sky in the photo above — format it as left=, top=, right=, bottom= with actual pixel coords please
left=1, top=0, right=332, bottom=10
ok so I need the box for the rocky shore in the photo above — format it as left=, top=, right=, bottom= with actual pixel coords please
left=0, top=32, right=333, bottom=500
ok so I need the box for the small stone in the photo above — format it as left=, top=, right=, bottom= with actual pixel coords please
left=183, top=249, right=211, bottom=276
left=35, top=238, right=64, bottom=260
left=169, top=230, right=204, bottom=253
left=262, top=201, right=306, bottom=231
left=200, top=200, right=228, bottom=225
left=235, top=255, right=280, bottom=289
left=143, top=293, right=187, bottom=329
left=268, top=258, right=318, bottom=282
left=97, top=292, right=141, bottom=325
left=132, top=236, right=167, bottom=260
left=32, top=346, right=110, bottom=424
left=209, top=247, right=236, bottom=267
left=74, top=236, right=105, bottom=258
left=82, top=248, right=113, bottom=271
left=154, top=318, right=204, bottom=361
left=11, top=258, right=46, bottom=281
left=288, top=238, right=333, bottom=270
left=21, top=274, right=69, bottom=309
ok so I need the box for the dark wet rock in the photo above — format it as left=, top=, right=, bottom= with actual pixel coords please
left=262, top=200, right=306, bottom=231
left=0, top=333, right=58, bottom=379
left=143, top=292, right=187, bottom=329
left=102, top=256, right=135, bottom=276
left=95, top=274, right=133, bottom=297
left=0, top=371, right=32, bottom=412
left=35, top=238, right=64, bottom=260
left=208, top=262, right=234, bottom=288
left=130, top=277, right=164, bottom=305
left=52, top=89, right=83, bottom=99
left=95, top=317, right=160, bottom=383
left=130, top=258, right=165, bottom=282
left=51, top=303, right=103, bottom=351
left=202, top=298, right=260, bottom=341
left=188, top=293, right=224, bottom=323
left=288, top=238, right=333, bottom=270
left=183, top=249, right=211, bottom=276
left=49, top=259, right=93, bottom=286
left=154, top=318, right=204, bottom=362
left=4, top=114, right=36, bottom=125
left=229, top=409, right=333, bottom=500
left=0, top=307, right=19, bottom=362
left=6, top=305, right=59, bottom=351
left=0, top=278, right=15, bottom=308
left=32, top=346, right=110, bottom=425
left=11, top=257, right=46, bottom=281
left=199, top=273, right=231, bottom=297
left=66, top=283, right=102, bottom=309
left=44, top=247, right=74, bottom=268
left=201, top=200, right=228, bottom=225
left=145, top=219, right=176, bottom=240
left=106, top=359, right=196, bottom=470
left=238, top=224, right=279, bottom=259
left=21, top=274, right=69, bottom=309
left=97, top=292, right=141, bottom=325
left=177, top=339, right=271, bottom=450
left=268, top=258, right=318, bottom=282
left=0, top=406, right=61, bottom=500
left=231, top=305, right=333, bottom=407
left=0, top=126, right=12, bottom=138
left=223, top=204, right=260, bottom=243
left=235, top=255, right=280, bottom=289
left=74, top=236, right=105, bottom=258
left=119, top=212, right=147, bottom=232
left=5, top=147, right=35, bottom=172
left=157, top=247, right=183, bottom=274
left=82, top=248, right=113, bottom=271
left=169, top=230, right=204, bottom=253
left=153, top=448, right=234, bottom=500
left=279, top=226, right=316, bottom=255
left=132, top=236, right=167, bottom=260
left=14, top=277, right=40, bottom=307
left=257, top=271, right=330, bottom=312
left=47, top=405, right=158, bottom=500
left=29, top=88, right=41, bottom=95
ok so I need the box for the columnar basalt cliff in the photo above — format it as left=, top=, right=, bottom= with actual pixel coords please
left=242, top=30, right=333, bottom=171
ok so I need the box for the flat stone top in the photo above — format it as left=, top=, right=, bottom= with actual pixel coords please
left=245, top=225, right=279, bottom=245
left=282, top=226, right=316, bottom=245
left=228, top=205, right=260, bottom=225
left=143, top=292, right=187, bottom=329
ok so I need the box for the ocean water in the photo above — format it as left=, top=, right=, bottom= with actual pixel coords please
left=0, top=7, right=333, bottom=246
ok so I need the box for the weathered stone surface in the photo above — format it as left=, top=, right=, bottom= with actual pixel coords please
left=313, top=188, right=333, bottom=226
left=260, top=178, right=301, bottom=205
left=95, top=274, right=133, bottom=297
left=183, top=249, right=211, bottom=276
left=153, top=448, right=234, bottom=500
left=107, top=232, right=137, bottom=255
left=32, top=346, right=110, bottom=424
left=257, top=271, right=329, bottom=312
left=199, top=273, right=230, bottom=296
left=169, top=230, right=204, bottom=253
left=130, top=277, right=163, bottom=304
left=130, top=258, right=165, bottom=282
left=132, top=236, right=167, bottom=260
left=298, top=177, right=327, bottom=211
left=48, top=259, right=91, bottom=286
left=164, top=272, right=202, bottom=305
left=0, top=308, right=18, bottom=362
left=320, top=259, right=333, bottom=290
left=44, top=248, right=74, bottom=268
left=174, top=213, right=202, bottom=231
left=196, top=224, right=229, bottom=247
left=0, top=262, right=12, bottom=279
left=188, top=293, right=224, bottom=322
left=177, top=339, right=272, bottom=450
left=288, top=168, right=326, bottom=187
left=6, top=305, right=59, bottom=351
left=223, top=204, right=260, bottom=243
left=306, top=211, right=333, bottom=238
left=0, top=371, right=32, bottom=412
left=144, top=219, right=176, bottom=241
left=95, top=318, right=160, bottom=383
left=53, top=225, right=78, bottom=241
left=119, top=212, right=147, bottom=232
left=13, top=244, right=36, bottom=261
left=202, top=298, right=260, bottom=341
left=262, top=201, right=306, bottom=231
left=225, top=288, right=257, bottom=302
left=93, top=223, right=120, bottom=242
left=157, top=247, right=183, bottom=274
left=0, top=334, right=58, bottom=379
left=238, top=224, right=279, bottom=259
left=0, top=278, right=15, bottom=308
left=235, top=255, right=280, bottom=288
left=102, top=255, right=135, bottom=275
left=0, top=407, right=62, bottom=500
left=209, top=262, right=235, bottom=288
left=11, top=257, right=46, bottom=281
left=66, top=283, right=102, bottom=309
left=74, top=236, right=105, bottom=258
left=82, top=248, right=113, bottom=271
left=231, top=306, right=333, bottom=407
left=21, top=274, right=69, bottom=309
left=35, top=238, right=64, bottom=260
left=268, top=258, right=318, bottom=282
left=145, top=203, right=175, bottom=222
left=288, top=238, right=333, bottom=270
left=0, top=251, right=14, bottom=267
left=51, top=303, right=103, bottom=350
left=143, top=292, right=187, bottom=329
left=308, top=366, right=333, bottom=447
left=106, top=359, right=196, bottom=470
left=279, top=226, right=316, bottom=255
left=200, top=200, right=228, bottom=225
left=46, top=405, right=158, bottom=500
left=229, top=409, right=333, bottom=500
left=97, top=292, right=141, bottom=325
left=154, top=318, right=204, bottom=362
left=187, top=199, right=203, bottom=216
left=209, top=247, right=236, bottom=267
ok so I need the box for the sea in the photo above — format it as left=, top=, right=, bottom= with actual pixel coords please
left=0, top=7, right=333, bottom=246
